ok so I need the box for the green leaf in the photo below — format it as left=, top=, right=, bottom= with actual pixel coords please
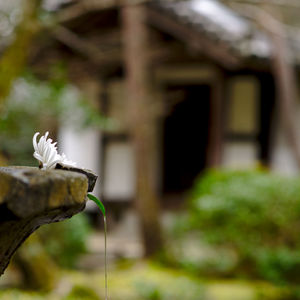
left=87, top=194, right=106, bottom=216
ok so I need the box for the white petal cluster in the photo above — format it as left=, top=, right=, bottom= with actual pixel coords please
left=60, top=152, right=77, bottom=168
left=33, top=132, right=76, bottom=170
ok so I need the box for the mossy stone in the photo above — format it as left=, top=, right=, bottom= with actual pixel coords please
left=0, top=166, right=97, bottom=276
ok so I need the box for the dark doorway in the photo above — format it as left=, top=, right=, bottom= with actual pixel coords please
left=258, top=73, right=276, bottom=165
left=163, top=85, right=211, bottom=194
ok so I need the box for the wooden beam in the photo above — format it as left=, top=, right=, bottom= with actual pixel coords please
left=57, top=0, right=119, bottom=23
left=146, top=8, right=241, bottom=70
left=155, top=64, right=218, bottom=84
left=51, top=25, right=121, bottom=65
left=49, top=25, right=179, bottom=69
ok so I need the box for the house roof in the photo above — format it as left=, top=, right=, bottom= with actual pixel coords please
left=149, top=0, right=272, bottom=60
left=46, top=0, right=300, bottom=66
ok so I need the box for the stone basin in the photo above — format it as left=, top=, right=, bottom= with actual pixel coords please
left=0, top=166, right=97, bottom=275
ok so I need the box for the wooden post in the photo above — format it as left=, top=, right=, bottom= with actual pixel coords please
left=257, top=6, right=300, bottom=169
left=121, top=3, right=163, bottom=256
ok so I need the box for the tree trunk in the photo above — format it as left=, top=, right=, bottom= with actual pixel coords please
left=0, top=0, right=40, bottom=110
left=121, top=3, right=163, bottom=256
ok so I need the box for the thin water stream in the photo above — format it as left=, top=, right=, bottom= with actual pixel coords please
left=104, top=216, right=108, bottom=300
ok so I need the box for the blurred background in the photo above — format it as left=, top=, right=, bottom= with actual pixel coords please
left=1, top=0, right=300, bottom=299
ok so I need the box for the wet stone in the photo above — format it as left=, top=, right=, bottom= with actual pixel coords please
left=0, top=166, right=96, bottom=276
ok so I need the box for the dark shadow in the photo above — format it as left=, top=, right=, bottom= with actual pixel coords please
left=163, top=85, right=210, bottom=194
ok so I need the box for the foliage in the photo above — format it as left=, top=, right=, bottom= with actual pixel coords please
left=171, top=169, right=300, bottom=285
left=0, top=71, right=111, bottom=165
left=87, top=193, right=107, bottom=300
left=37, top=213, right=92, bottom=268
left=87, top=194, right=106, bottom=216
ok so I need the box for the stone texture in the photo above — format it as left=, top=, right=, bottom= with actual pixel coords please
left=55, top=163, right=98, bottom=193
left=0, top=166, right=96, bottom=276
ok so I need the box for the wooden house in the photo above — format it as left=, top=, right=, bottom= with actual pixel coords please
left=34, top=0, right=300, bottom=204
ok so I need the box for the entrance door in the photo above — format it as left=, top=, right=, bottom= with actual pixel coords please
left=163, top=85, right=210, bottom=194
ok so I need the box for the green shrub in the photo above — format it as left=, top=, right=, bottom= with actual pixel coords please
left=0, top=71, right=110, bottom=166
left=181, top=169, right=300, bottom=284
left=38, top=213, right=92, bottom=268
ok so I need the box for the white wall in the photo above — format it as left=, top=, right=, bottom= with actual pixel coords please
left=102, top=79, right=136, bottom=201
left=58, top=126, right=102, bottom=210
left=223, top=142, right=258, bottom=168
left=271, top=118, right=300, bottom=175
left=102, top=141, right=136, bottom=201
left=222, top=76, right=259, bottom=168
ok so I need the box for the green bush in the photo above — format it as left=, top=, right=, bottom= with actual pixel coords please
left=38, top=213, right=92, bottom=268
left=180, top=169, right=300, bottom=284
left=0, top=71, right=111, bottom=166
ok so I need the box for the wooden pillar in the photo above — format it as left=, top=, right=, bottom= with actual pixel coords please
left=256, top=6, right=300, bottom=169
left=267, top=26, right=300, bottom=169
left=121, top=3, right=163, bottom=256
left=207, top=73, right=224, bottom=167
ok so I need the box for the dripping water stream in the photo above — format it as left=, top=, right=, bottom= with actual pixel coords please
left=104, top=216, right=108, bottom=300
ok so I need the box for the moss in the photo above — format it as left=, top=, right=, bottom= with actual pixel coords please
left=13, top=233, right=58, bottom=292
left=68, top=177, right=88, bottom=205
left=0, top=261, right=291, bottom=300
left=93, top=262, right=287, bottom=300
left=0, top=167, right=89, bottom=275
left=0, top=174, right=11, bottom=204
left=48, top=181, right=68, bottom=208
left=205, top=280, right=283, bottom=300
left=0, top=289, right=46, bottom=300
left=63, top=285, right=101, bottom=300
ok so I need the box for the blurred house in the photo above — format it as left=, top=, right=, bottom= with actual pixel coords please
left=33, top=0, right=300, bottom=203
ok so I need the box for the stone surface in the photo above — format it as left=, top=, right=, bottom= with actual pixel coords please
left=0, top=166, right=95, bottom=276
left=55, top=163, right=98, bottom=192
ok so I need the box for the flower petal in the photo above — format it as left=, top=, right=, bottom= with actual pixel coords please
left=32, top=132, right=40, bottom=152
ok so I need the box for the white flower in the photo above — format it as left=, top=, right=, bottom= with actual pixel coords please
left=33, top=132, right=77, bottom=170
left=33, top=132, right=61, bottom=170
left=60, top=153, right=77, bottom=168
